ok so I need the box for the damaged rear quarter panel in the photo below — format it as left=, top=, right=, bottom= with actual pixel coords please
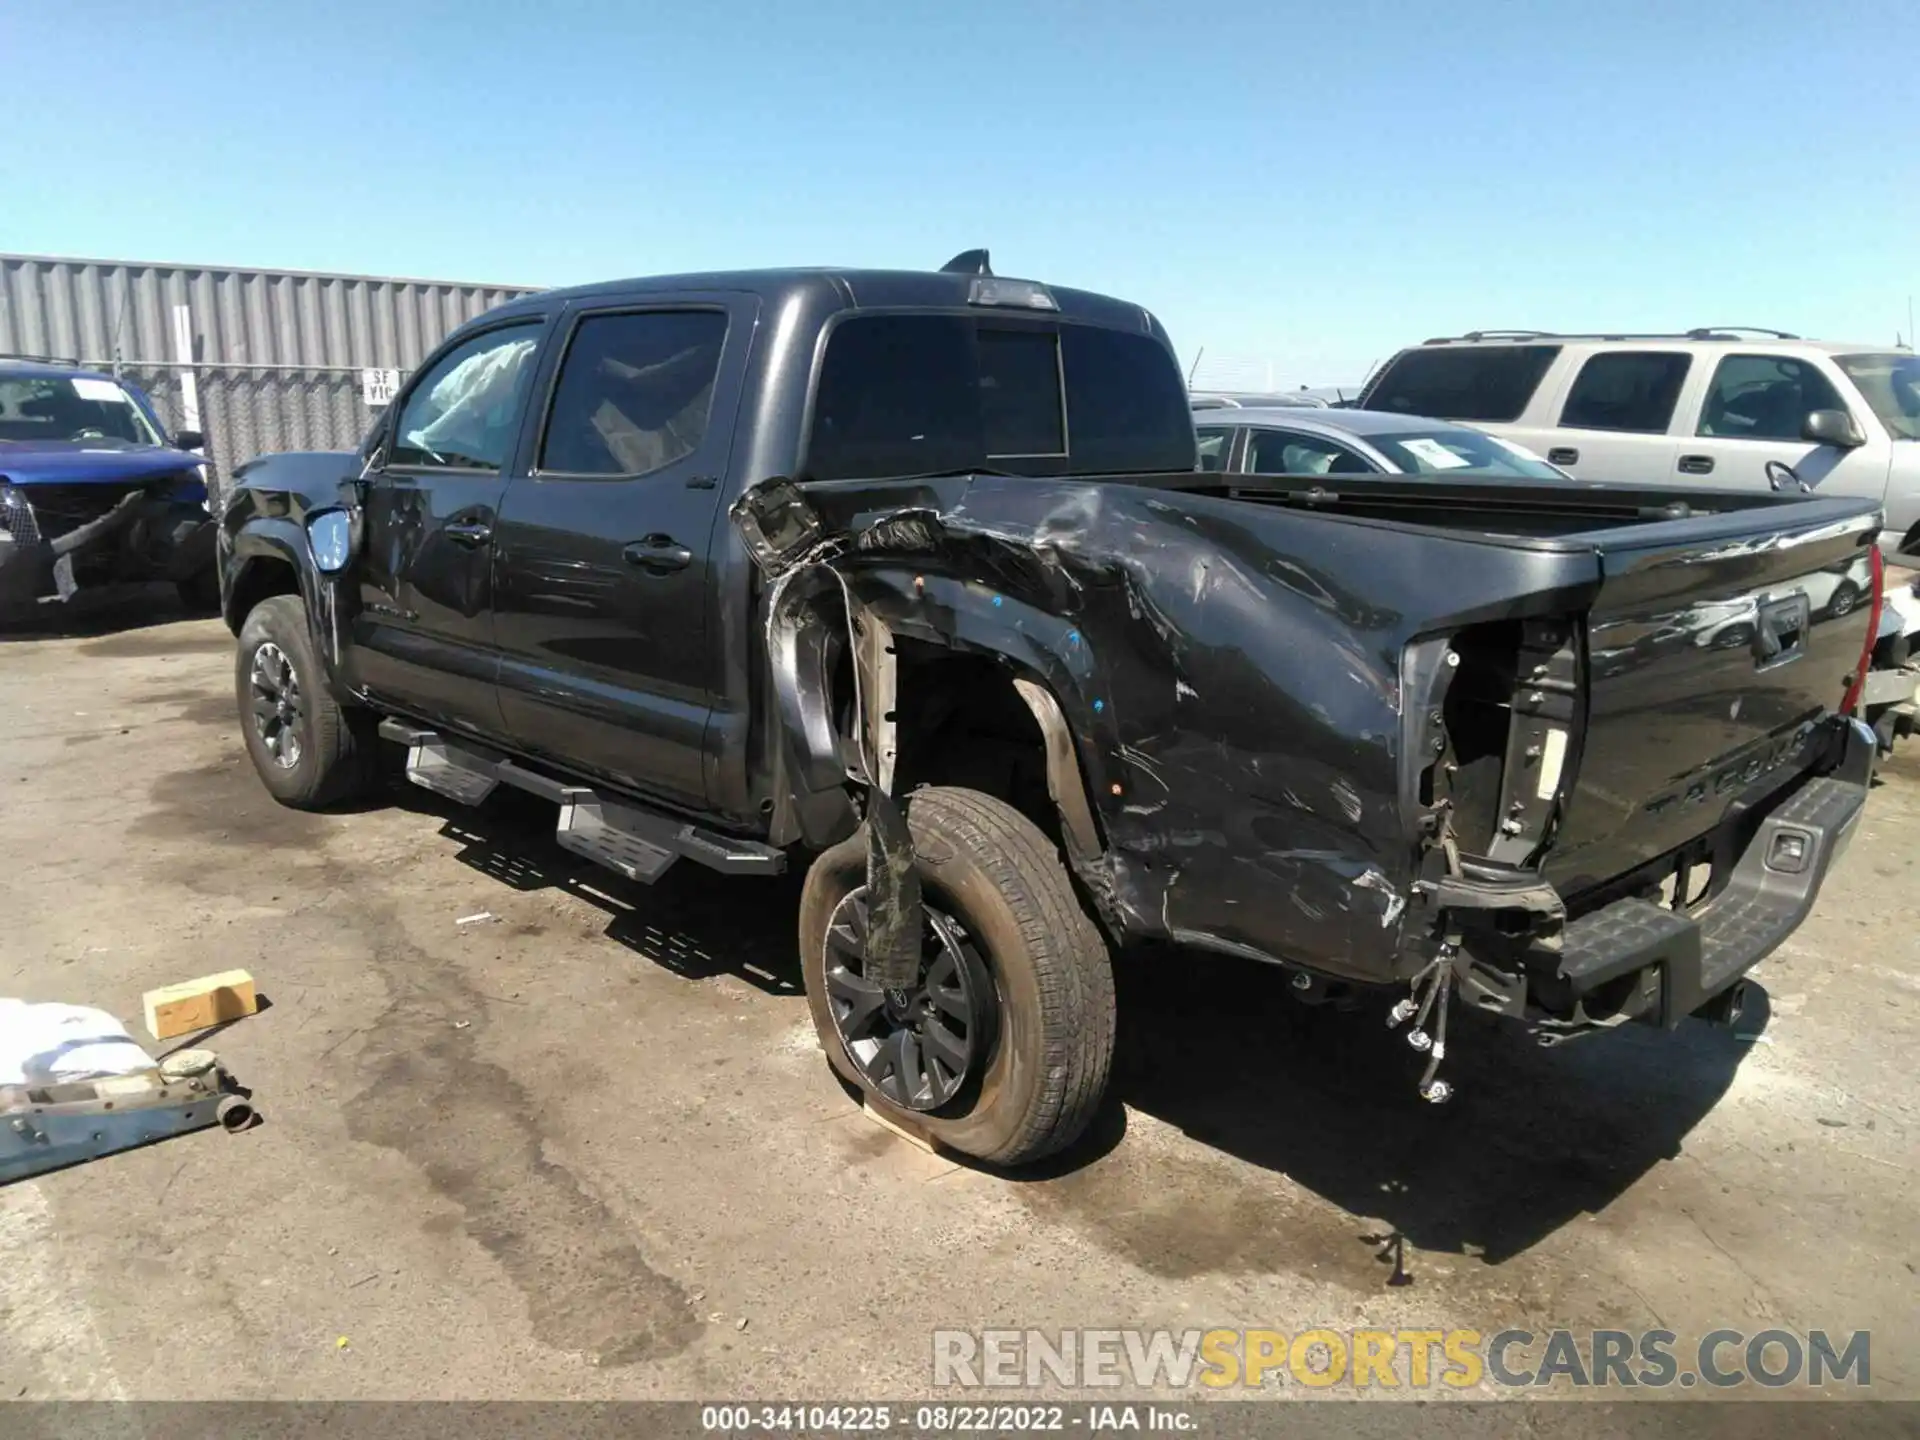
left=806, top=473, right=1595, bottom=984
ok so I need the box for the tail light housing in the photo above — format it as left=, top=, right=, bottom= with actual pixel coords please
left=1841, top=543, right=1885, bottom=716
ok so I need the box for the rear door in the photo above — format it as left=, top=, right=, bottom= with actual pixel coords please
left=353, top=317, right=549, bottom=736
left=1546, top=501, right=1878, bottom=896
left=1678, top=352, right=1891, bottom=502
left=490, top=294, right=754, bottom=809
left=1544, top=349, right=1691, bottom=484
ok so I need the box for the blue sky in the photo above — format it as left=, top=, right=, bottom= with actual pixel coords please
left=5, top=0, right=1914, bottom=385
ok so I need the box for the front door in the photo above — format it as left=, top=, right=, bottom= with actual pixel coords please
left=491, top=298, right=751, bottom=809
left=1679, top=352, right=1891, bottom=503
left=352, top=318, right=548, bottom=737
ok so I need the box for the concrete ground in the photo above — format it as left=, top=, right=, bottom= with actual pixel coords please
left=0, top=590, right=1915, bottom=1408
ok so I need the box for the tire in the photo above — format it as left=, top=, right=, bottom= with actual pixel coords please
left=176, top=567, right=221, bottom=614
left=798, top=786, right=1115, bottom=1166
left=1828, top=581, right=1861, bottom=619
left=235, top=594, right=378, bottom=809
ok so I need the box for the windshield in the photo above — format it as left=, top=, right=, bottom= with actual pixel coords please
left=0, top=375, right=163, bottom=446
left=1835, top=353, right=1920, bottom=441
left=1368, top=427, right=1565, bottom=478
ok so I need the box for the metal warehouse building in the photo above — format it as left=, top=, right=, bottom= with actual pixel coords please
left=0, top=253, right=537, bottom=497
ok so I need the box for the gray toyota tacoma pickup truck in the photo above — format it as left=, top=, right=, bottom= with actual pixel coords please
left=218, top=254, right=1883, bottom=1165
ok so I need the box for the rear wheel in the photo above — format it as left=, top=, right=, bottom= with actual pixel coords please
left=235, top=595, right=377, bottom=809
left=798, top=786, right=1115, bottom=1166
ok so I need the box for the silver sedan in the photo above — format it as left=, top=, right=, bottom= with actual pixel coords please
left=1195, top=406, right=1572, bottom=479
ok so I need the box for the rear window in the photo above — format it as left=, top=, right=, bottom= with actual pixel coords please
left=1558, top=351, right=1691, bottom=433
left=803, top=315, right=1194, bottom=481
left=1364, top=344, right=1561, bottom=423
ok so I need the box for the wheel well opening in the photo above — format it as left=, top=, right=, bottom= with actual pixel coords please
left=890, top=642, right=1060, bottom=847
left=226, top=556, right=300, bottom=634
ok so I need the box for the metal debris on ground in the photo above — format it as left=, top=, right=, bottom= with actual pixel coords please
left=455, top=912, right=497, bottom=926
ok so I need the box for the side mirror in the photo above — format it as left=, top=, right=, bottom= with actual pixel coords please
left=307, top=508, right=359, bottom=573
left=173, top=428, right=205, bottom=451
left=1803, top=409, right=1865, bottom=449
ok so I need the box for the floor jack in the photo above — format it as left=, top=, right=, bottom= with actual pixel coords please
left=0, top=1049, right=253, bottom=1185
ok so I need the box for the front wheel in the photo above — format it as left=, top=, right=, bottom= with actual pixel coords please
left=235, top=594, right=378, bottom=809
left=798, top=786, right=1115, bottom=1166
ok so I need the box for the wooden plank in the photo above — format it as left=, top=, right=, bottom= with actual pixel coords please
left=142, top=969, right=257, bottom=1041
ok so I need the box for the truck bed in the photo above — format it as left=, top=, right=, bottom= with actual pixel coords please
left=799, top=466, right=1878, bottom=1008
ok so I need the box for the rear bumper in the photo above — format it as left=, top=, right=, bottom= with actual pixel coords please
left=1534, top=718, right=1874, bottom=1031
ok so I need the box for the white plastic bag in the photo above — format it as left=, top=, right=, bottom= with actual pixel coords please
left=0, top=1000, right=156, bottom=1086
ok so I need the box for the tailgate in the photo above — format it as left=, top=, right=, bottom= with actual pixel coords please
left=1546, top=504, right=1878, bottom=895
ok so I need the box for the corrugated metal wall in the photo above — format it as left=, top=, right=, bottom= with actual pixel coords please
left=0, top=254, right=539, bottom=496
left=0, top=253, right=535, bottom=370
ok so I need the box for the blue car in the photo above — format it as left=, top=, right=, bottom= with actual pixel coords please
left=0, top=357, right=218, bottom=621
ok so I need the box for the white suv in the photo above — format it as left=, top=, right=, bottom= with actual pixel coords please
left=1359, top=329, right=1920, bottom=555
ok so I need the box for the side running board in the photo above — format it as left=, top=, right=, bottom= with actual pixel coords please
left=378, top=720, right=785, bottom=884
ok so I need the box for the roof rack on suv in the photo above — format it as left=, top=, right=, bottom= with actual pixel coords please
left=1421, top=329, right=1552, bottom=343
left=0, top=352, right=81, bottom=366
left=1420, top=327, right=1801, bottom=345
left=1682, top=326, right=1800, bottom=340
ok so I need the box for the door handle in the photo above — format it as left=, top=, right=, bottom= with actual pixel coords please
left=1547, top=446, right=1579, bottom=466
left=444, top=520, right=493, bottom=547
left=623, top=535, right=694, bottom=573
left=1678, top=454, right=1715, bottom=475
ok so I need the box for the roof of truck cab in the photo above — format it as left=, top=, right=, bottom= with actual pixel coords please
left=480, top=268, right=1160, bottom=331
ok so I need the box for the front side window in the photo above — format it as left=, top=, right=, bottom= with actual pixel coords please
left=389, top=323, right=543, bottom=470
left=1698, top=354, right=1846, bottom=441
left=0, top=375, right=162, bottom=445
left=1559, top=351, right=1691, bottom=433
left=1249, top=429, right=1372, bottom=475
left=1835, top=353, right=1920, bottom=442
left=540, top=309, right=729, bottom=476
left=1364, top=344, right=1561, bottom=423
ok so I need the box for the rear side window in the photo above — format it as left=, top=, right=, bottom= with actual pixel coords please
left=1558, top=352, right=1691, bottom=433
left=1698, top=355, right=1846, bottom=440
left=1365, top=345, right=1560, bottom=423
left=804, top=315, right=1194, bottom=481
left=539, top=309, right=728, bottom=476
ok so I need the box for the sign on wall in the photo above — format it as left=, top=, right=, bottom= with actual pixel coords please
left=360, top=368, right=401, bottom=407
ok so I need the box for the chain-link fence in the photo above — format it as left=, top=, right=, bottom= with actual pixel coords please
left=101, top=361, right=386, bottom=508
